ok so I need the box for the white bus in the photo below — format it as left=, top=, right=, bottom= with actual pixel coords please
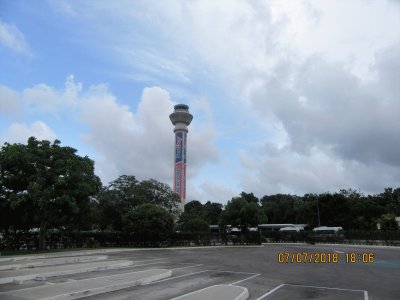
left=312, top=226, right=344, bottom=238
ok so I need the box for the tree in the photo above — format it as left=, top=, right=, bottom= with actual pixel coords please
left=182, top=218, right=210, bottom=244
left=261, top=194, right=298, bottom=224
left=380, top=188, right=400, bottom=216
left=240, top=192, right=259, bottom=204
left=0, top=137, right=101, bottom=249
left=202, top=201, right=223, bottom=224
left=135, top=179, right=180, bottom=216
left=96, top=175, right=139, bottom=230
left=377, top=213, right=398, bottom=231
left=178, top=200, right=222, bottom=234
left=123, top=203, right=175, bottom=243
left=96, top=176, right=180, bottom=230
left=220, top=196, right=266, bottom=243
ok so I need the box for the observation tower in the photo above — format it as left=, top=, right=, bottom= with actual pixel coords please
left=169, top=104, right=193, bottom=207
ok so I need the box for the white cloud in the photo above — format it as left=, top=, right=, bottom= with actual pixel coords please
left=79, top=84, right=218, bottom=194
left=0, top=84, right=22, bottom=116
left=239, top=144, right=400, bottom=196
left=0, top=77, right=219, bottom=200
left=1, top=121, right=57, bottom=145
left=269, top=0, right=400, bottom=79
left=238, top=43, right=400, bottom=196
left=2, top=1, right=399, bottom=201
left=0, top=20, right=32, bottom=56
left=198, top=181, right=239, bottom=204
left=23, top=75, right=81, bottom=114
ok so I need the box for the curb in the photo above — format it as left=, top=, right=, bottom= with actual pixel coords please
left=0, top=260, right=133, bottom=284
left=1, top=269, right=171, bottom=300
left=0, top=255, right=108, bottom=271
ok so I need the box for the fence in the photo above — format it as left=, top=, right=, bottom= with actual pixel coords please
left=1, top=229, right=399, bottom=251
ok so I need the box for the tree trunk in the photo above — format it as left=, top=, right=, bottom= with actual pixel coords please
left=39, top=221, right=47, bottom=250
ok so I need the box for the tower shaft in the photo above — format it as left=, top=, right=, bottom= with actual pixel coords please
left=174, top=130, right=187, bottom=200
left=170, top=104, right=193, bottom=207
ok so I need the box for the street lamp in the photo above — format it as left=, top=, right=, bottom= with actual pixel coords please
left=317, top=198, right=321, bottom=227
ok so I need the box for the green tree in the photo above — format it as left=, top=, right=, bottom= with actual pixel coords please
left=135, top=179, right=180, bottom=216
left=178, top=200, right=222, bottom=232
left=123, top=203, right=175, bottom=243
left=380, top=188, right=400, bottom=216
left=377, top=213, right=398, bottom=231
left=240, top=192, right=259, bottom=204
left=0, top=137, right=101, bottom=249
left=96, top=175, right=139, bottom=230
left=97, top=176, right=180, bottom=230
left=182, top=218, right=210, bottom=244
left=202, top=201, right=223, bottom=224
left=261, top=194, right=298, bottom=224
left=220, top=196, right=266, bottom=243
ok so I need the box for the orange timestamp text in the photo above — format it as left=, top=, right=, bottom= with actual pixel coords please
left=277, top=252, right=375, bottom=264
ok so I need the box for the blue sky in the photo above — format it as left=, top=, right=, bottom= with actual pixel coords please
left=1, top=0, right=399, bottom=204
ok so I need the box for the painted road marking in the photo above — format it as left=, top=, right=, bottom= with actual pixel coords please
left=230, top=273, right=260, bottom=285
left=255, top=284, right=368, bottom=300
left=334, top=250, right=345, bottom=253
left=170, top=264, right=204, bottom=270
left=170, top=284, right=249, bottom=300
left=147, top=270, right=210, bottom=284
left=255, top=284, right=285, bottom=299
left=284, top=284, right=369, bottom=300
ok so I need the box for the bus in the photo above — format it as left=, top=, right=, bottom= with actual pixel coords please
left=312, top=226, right=344, bottom=239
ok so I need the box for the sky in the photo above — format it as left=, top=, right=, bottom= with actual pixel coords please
left=0, top=0, right=399, bottom=204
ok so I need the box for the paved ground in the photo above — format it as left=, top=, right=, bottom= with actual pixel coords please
left=0, top=244, right=399, bottom=299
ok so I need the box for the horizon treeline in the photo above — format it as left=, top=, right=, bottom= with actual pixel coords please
left=1, top=138, right=399, bottom=249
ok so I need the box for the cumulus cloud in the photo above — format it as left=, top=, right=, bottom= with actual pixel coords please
left=23, top=75, right=82, bottom=114
left=2, top=1, right=399, bottom=201
left=0, top=84, right=22, bottom=116
left=0, top=20, right=32, bottom=56
left=239, top=43, right=400, bottom=196
left=199, top=181, right=239, bottom=204
left=48, top=1, right=399, bottom=198
left=0, top=77, right=219, bottom=200
left=1, top=121, right=57, bottom=144
left=79, top=84, right=218, bottom=193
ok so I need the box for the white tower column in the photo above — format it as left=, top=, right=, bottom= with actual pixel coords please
left=169, top=104, right=193, bottom=209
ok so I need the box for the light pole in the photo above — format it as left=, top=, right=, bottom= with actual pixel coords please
left=317, top=198, right=321, bottom=227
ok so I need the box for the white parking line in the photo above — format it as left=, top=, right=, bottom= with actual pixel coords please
left=146, top=270, right=210, bottom=284
left=230, top=273, right=260, bottom=285
left=206, top=269, right=259, bottom=275
left=255, top=284, right=368, bottom=300
left=285, top=284, right=369, bottom=299
left=285, top=283, right=366, bottom=292
left=255, top=284, right=285, bottom=299
left=334, top=250, right=345, bottom=254
left=170, top=264, right=204, bottom=270
left=133, top=258, right=167, bottom=263
left=364, top=290, right=369, bottom=300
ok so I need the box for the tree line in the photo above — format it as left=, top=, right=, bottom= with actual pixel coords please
left=0, top=137, right=399, bottom=249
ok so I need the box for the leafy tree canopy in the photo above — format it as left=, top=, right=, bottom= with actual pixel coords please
left=0, top=137, right=101, bottom=249
left=123, top=203, right=175, bottom=242
left=220, top=196, right=266, bottom=230
left=96, top=175, right=180, bottom=230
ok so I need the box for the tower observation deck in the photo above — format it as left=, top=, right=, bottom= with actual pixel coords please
left=169, top=104, right=193, bottom=207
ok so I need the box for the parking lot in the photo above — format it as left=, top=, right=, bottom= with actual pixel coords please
left=0, top=244, right=399, bottom=299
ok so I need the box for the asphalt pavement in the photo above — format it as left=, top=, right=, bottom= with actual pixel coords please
left=0, top=244, right=399, bottom=299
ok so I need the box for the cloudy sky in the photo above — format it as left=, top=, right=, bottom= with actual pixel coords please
left=1, top=0, right=399, bottom=203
